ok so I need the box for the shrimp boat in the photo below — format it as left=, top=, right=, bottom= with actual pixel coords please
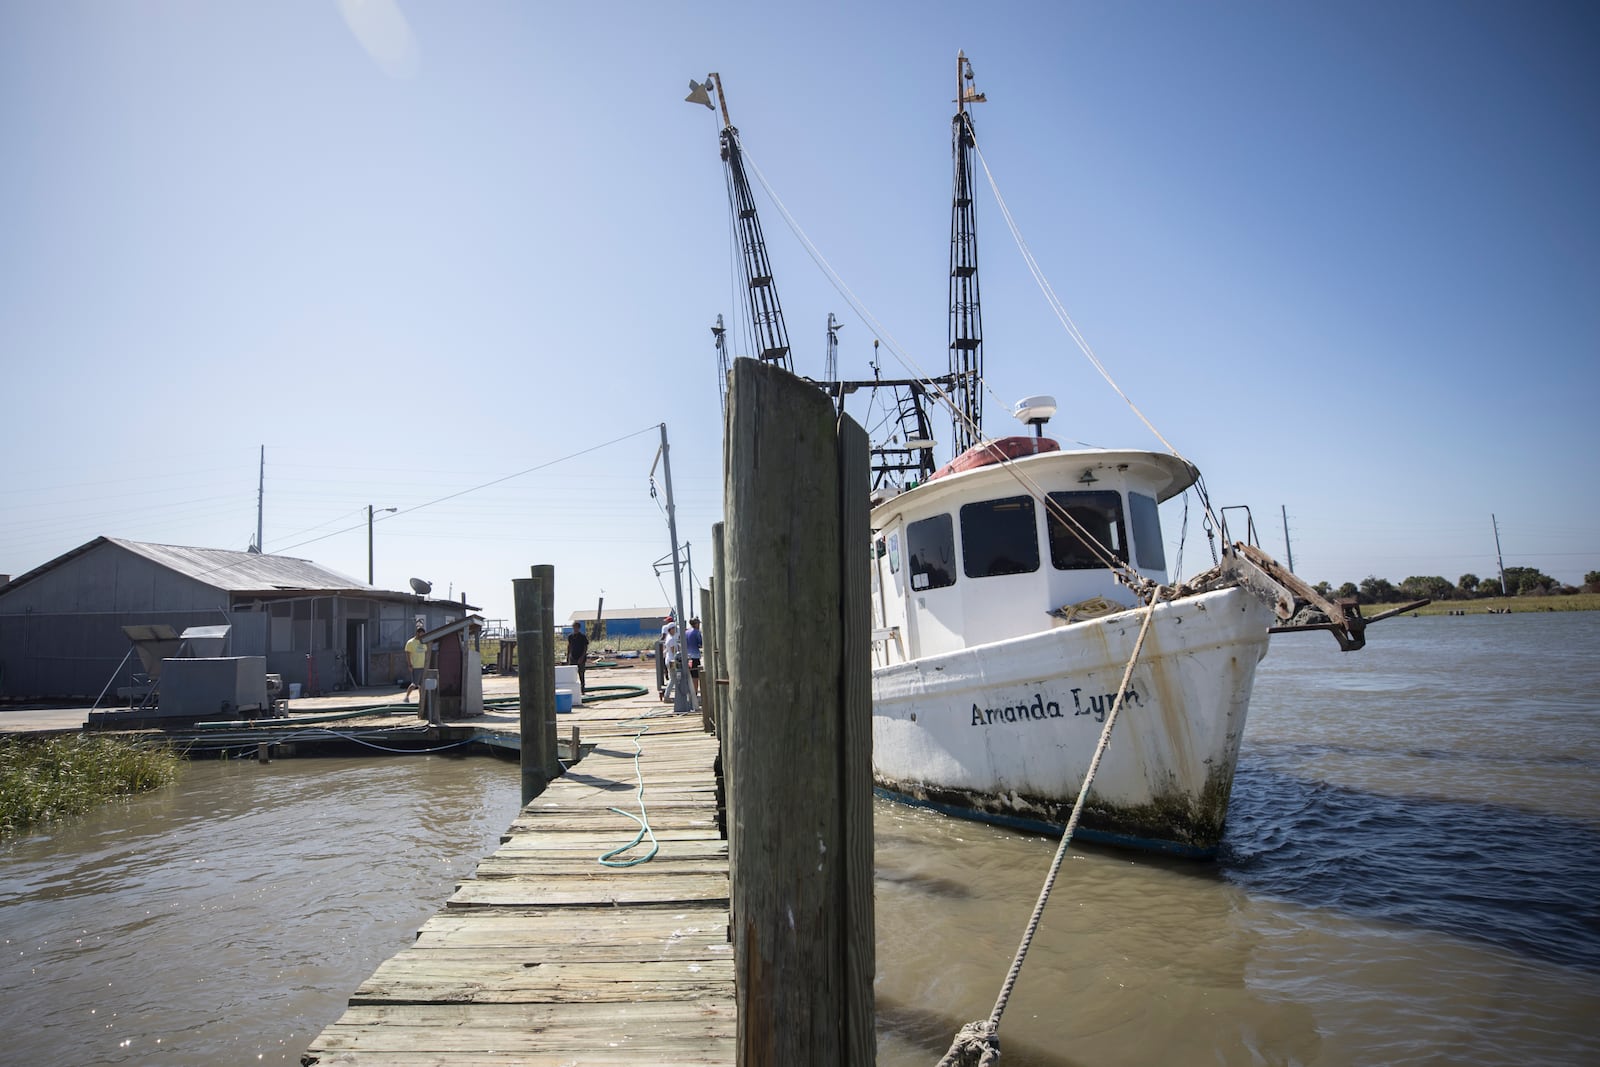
left=690, top=57, right=1418, bottom=857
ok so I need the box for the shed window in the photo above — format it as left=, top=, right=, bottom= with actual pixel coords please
left=1047, top=491, right=1128, bottom=570
left=906, top=514, right=956, bottom=591
left=961, top=496, right=1040, bottom=578
left=1129, top=492, right=1166, bottom=572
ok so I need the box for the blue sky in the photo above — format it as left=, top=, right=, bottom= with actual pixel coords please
left=2, top=1, right=1594, bottom=623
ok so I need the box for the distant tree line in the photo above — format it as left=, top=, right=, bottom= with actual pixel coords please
left=1310, top=568, right=1600, bottom=604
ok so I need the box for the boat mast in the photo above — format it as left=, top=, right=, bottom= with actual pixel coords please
left=948, top=51, right=987, bottom=455
left=686, top=69, right=941, bottom=490
left=690, top=74, right=793, bottom=373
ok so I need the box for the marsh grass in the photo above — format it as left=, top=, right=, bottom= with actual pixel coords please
left=1372, top=592, right=1600, bottom=615
left=0, top=735, right=181, bottom=836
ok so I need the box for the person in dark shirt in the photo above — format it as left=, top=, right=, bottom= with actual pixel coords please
left=566, top=622, right=590, bottom=695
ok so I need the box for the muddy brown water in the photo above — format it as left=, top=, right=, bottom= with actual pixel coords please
left=2, top=614, right=1597, bottom=1065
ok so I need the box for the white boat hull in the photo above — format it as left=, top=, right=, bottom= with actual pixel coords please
left=871, top=585, right=1275, bottom=856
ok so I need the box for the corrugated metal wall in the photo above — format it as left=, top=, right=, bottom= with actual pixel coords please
left=0, top=609, right=235, bottom=702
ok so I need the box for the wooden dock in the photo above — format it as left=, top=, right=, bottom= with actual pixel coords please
left=302, top=684, right=734, bottom=1066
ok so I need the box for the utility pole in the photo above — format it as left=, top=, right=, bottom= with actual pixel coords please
left=1492, top=513, right=1508, bottom=596
left=684, top=541, right=694, bottom=612
left=1281, top=504, right=1295, bottom=573
left=656, top=423, right=693, bottom=714
left=368, top=505, right=396, bottom=585
left=254, top=445, right=265, bottom=553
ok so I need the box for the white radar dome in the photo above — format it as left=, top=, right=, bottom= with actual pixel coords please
left=1012, top=395, right=1057, bottom=425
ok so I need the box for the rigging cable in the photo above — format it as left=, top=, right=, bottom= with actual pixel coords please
left=971, top=140, right=1224, bottom=537
left=740, top=138, right=1145, bottom=588
left=739, top=139, right=959, bottom=411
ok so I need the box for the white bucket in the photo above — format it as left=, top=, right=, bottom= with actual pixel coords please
left=288, top=682, right=302, bottom=699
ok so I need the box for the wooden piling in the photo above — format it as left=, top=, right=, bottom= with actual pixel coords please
left=711, top=521, right=728, bottom=741
left=513, top=570, right=558, bottom=804
left=531, top=565, right=561, bottom=783
left=722, top=357, right=875, bottom=1066
left=702, top=579, right=716, bottom=732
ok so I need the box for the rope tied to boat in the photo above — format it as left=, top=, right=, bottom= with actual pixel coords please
left=941, top=1021, right=1001, bottom=1067
left=936, top=589, right=1167, bottom=1066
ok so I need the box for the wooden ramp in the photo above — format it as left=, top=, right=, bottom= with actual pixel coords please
left=303, top=701, right=733, bottom=1066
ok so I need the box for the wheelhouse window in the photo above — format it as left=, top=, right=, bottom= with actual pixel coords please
left=1047, top=491, right=1128, bottom=570
left=960, top=496, right=1040, bottom=578
left=1128, top=492, right=1166, bottom=572
left=906, top=514, right=956, bottom=591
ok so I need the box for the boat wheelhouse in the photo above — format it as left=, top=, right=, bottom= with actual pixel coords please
left=870, top=440, right=1196, bottom=665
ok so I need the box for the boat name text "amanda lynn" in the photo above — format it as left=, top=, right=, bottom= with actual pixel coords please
left=970, top=687, right=1144, bottom=727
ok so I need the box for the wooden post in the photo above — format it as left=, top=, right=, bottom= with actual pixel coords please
left=712, top=513, right=732, bottom=846
left=420, top=667, right=441, bottom=726
left=712, top=521, right=728, bottom=741
left=513, top=575, right=555, bottom=804
left=532, top=565, right=561, bottom=781
left=699, top=584, right=715, bottom=733
left=837, top=413, right=875, bottom=1063
left=724, top=357, right=874, bottom=1066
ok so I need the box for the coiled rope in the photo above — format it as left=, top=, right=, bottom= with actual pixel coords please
left=936, top=592, right=1165, bottom=1067
left=596, top=713, right=668, bottom=868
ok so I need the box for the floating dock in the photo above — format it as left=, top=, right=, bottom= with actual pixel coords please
left=302, top=680, right=734, bottom=1065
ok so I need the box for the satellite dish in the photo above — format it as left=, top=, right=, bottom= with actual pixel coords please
left=409, top=578, right=433, bottom=595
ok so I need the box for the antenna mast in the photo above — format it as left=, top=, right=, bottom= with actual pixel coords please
left=948, top=51, right=987, bottom=454
left=825, top=312, right=841, bottom=382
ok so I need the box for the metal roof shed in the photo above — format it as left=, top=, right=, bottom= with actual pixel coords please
left=0, top=537, right=477, bottom=702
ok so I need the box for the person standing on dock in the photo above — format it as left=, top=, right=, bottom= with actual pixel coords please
left=660, top=621, right=679, bottom=702
left=566, top=621, right=590, bottom=695
left=685, top=617, right=703, bottom=703
left=403, top=624, right=428, bottom=703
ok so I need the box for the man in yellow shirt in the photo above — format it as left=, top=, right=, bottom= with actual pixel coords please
left=404, top=623, right=428, bottom=702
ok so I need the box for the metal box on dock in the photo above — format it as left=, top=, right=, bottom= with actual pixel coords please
left=159, top=656, right=269, bottom=718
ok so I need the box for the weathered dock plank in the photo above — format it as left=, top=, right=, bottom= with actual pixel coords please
left=303, top=682, right=733, bottom=1067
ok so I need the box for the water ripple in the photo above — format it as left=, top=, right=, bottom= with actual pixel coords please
left=1222, top=758, right=1600, bottom=973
